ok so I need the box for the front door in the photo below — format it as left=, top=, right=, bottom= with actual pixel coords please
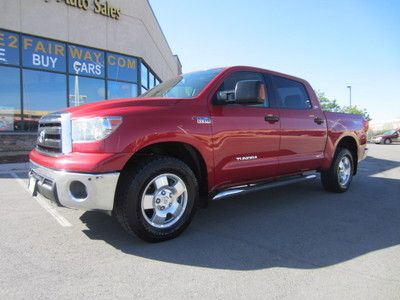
left=210, top=71, right=281, bottom=189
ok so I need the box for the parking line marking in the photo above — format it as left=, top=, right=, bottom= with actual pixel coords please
left=11, top=172, right=72, bottom=227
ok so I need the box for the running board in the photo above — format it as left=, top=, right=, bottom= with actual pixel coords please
left=212, top=173, right=317, bottom=201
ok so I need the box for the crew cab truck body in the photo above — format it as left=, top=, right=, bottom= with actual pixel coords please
left=29, top=66, right=368, bottom=242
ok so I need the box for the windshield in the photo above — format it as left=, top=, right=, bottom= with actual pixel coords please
left=383, top=130, right=396, bottom=135
left=141, top=68, right=223, bottom=98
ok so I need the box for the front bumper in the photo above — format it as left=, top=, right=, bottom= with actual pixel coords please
left=360, top=146, right=368, bottom=161
left=29, top=161, right=120, bottom=211
left=371, top=138, right=382, bottom=144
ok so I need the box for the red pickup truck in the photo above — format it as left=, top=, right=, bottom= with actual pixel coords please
left=29, top=66, right=368, bottom=242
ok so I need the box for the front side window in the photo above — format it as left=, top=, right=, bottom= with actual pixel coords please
left=141, top=68, right=222, bottom=99
left=272, top=76, right=311, bottom=109
left=215, top=71, right=267, bottom=107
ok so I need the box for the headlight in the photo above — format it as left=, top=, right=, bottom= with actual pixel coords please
left=72, top=116, right=123, bottom=142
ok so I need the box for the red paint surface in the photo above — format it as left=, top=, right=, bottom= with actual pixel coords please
left=30, top=66, right=367, bottom=193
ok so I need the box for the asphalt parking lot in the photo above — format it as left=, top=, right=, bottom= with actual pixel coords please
left=0, top=144, right=399, bottom=299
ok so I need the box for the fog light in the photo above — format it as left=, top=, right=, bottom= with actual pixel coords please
left=70, top=181, right=88, bottom=199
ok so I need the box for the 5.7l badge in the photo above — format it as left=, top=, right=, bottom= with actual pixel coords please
left=196, top=117, right=212, bottom=124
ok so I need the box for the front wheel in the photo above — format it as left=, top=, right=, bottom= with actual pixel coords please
left=321, top=148, right=354, bottom=193
left=115, top=156, right=198, bottom=242
left=384, top=139, right=392, bottom=145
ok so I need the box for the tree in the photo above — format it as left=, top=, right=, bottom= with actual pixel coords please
left=315, top=91, right=342, bottom=112
left=342, top=105, right=372, bottom=121
left=315, top=90, right=372, bottom=121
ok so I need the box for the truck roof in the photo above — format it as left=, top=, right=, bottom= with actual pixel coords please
left=191, top=66, right=310, bottom=86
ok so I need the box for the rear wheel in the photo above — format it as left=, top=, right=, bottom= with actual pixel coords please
left=384, top=138, right=392, bottom=145
left=115, top=156, right=198, bottom=242
left=321, top=148, right=354, bottom=193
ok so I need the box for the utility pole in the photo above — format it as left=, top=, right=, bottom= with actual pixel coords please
left=347, top=85, right=352, bottom=107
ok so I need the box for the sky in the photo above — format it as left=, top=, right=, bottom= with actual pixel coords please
left=150, top=0, right=400, bottom=122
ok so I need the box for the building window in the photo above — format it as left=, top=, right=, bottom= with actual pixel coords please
left=149, top=73, right=155, bottom=89
left=0, top=66, right=21, bottom=131
left=23, top=69, right=67, bottom=131
left=69, top=75, right=105, bottom=106
left=108, top=81, right=138, bottom=99
left=0, top=30, right=161, bottom=132
left=107, top=53, right=138, bottom=83
left=141, top=63, right=148, bottom=89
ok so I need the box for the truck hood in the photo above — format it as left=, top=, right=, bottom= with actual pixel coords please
left=65, top=97, right=181, bottom=117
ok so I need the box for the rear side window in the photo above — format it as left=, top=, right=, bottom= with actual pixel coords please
left=272, top=76, right=311, bottom=109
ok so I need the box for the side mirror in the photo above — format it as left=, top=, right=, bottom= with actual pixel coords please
left=235, top=80, right=265, bottom=104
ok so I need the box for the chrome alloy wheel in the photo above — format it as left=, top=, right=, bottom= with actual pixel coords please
left=338, top=156, right=351, bottom=187
left=141, top=173, right=188, bottom=229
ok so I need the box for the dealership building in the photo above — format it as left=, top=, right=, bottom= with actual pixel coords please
left=0, top=0, right=181, bottom=161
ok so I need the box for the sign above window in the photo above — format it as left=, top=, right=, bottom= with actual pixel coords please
left=22, top=35, right=66, bottom=72
left=60, top=0, right=122, bottom=20
left=0, top=30, right=20, bottom=66
left=107, top=53, right=137, bottom=83
left=68, top=45, right=105, bottom=78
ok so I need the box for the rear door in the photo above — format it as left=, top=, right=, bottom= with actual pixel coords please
left=210, top=71, right=280, bottom=189
left=269, top=75, right=327, bottom=175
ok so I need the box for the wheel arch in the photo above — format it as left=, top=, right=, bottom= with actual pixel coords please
left=115, top=141, right=209, bottom=209
left=335, top=136, right=359, bottom=175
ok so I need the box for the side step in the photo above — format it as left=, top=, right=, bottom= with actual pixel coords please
left=212, top=173, right=317, bottom=201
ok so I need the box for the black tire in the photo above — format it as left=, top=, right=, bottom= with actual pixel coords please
left=114, top=156, right=198, bottom=242
left=384, top=139, right=392, bottom=145
left=321, top=148, right=354, bottom=193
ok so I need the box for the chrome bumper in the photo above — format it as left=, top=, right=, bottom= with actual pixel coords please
left=29, top=161, right=120, bottom=211
left=360, top=147, right=368, bottom=161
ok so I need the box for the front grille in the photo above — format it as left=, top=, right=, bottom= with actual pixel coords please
left=36, top=112, right=71, bottom=156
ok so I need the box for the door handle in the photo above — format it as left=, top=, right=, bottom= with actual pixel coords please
left=265, top=115, right=280, bottom=123
left=314, top=117, right=325, bottom=125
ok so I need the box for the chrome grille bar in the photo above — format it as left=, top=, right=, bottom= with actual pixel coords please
left=36, top=112, right=71, bottom=156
